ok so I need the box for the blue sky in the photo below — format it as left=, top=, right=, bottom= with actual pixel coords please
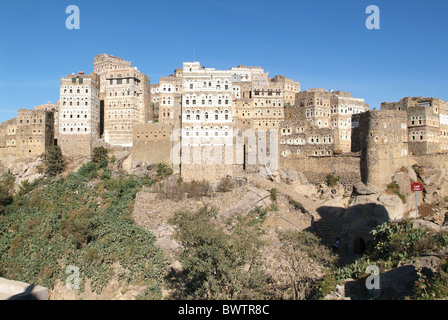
left=0, top=0, right=447, bottom=122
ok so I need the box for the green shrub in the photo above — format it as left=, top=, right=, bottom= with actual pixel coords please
left=185, top=180, right=211, bottom=199
left=387, top=181, right=406, bottom=203
left=168, top=206, right=268, bottom=299
left=326, top=174, right=341, bottom=187
left=270, top=188, right=278, bottom=202
left=276, top=230, right=337, bottom=299
left=247, top=206, right=268, bottom=226
left=216, top=177, right=235, bottom=192
left=0, top=174, right=15, bottom=211
left=415, top=259, right=448, bottom=300
left=155, top=162, right=173, bottom=180
left=92, top=147, right=108, bottom=164
left=369, top=220, right=448, bottom=266
left=78, top=162, right=98, bottom=181
left=287, top=195, right=305, bottom=212
left=40, top=145, right=65, bottom=177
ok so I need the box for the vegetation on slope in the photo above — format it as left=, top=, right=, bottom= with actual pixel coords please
left=319, top=219, right=448, bottom=299
left=0, top=160, right=166, bottom=298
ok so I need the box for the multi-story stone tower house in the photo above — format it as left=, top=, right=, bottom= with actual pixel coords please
left=269, top=75, right=301, bottom=106
left=16, top=109, right=54, bottom=160
left=94, top=54, right=132, bottom=96
left=381, top=97, right=448, bottom=154
left=286, top=88, right=368, bottom=153
left=94, top=54, right=152, bottom=146
left=330, top=91, right=369, bottom=153
left=0, top=118, right=18, bottom=164
left=58, top=72, right=101, bottom=157
left=180, top=61, right=234, bottom=181
left=102, top=69, right=151, bottom=146
left=0, top=109, right=54, bottom=164
left=34, top=102, right=58, bottom=145
left=279, top=120, right=334, bottom=159
left=232, top=67, right=300, bottom=131
left=155, top=70, right=183, bottom=125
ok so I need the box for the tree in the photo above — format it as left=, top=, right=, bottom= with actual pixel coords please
left=92, top=146, right=108, bottom=164
left=40, top=146, right=65, bottom=177
left=272, top=230, right=336, bottom=299
left=169, top=206, right=269, bottom=299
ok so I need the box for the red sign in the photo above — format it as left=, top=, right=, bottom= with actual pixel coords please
left=411, top=182, right=423, bottom=191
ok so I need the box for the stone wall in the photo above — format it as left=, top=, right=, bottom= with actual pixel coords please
left=280, top=153, right=361, bottom=185
left=407, top=153, right=448, bottom=171
left=132, top=123, right=175, bottom=168
left=59, top=134, right=93, bottom=159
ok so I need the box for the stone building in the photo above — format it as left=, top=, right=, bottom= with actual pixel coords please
left=102, top=69, right=151, bottom=146
left=58, top=72, right=101, bottom=158
left=154, top=71, right=183, bottom=125
left=269, top=75, right=301, bottom=106
left=34, top=102, right=58, bottom=145
left=16, top=109, right=54, bottom=159
left=381, top=97, right=448, bottom=154
left=286, top=88, right=368, bottom=153
left=0, top=118, right=18, bottom=165
left=352, top=110, right=408, bottom=187
left=93, top=54, right=132, bottom=96
left=0, top=108, right=54, bottom=165
left=180, top=62, right=234, bottom=182
left=94, top=54, right=152, bottom=147
left=233, top=70, right=299, bottom=131
left=279, top=120, right=335, bottom=159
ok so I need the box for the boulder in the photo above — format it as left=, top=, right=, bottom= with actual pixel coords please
left=393, top=171, right=413, bottom=196
left=378, top=265, right=419, bottom=300
left=279, top=168, right=309, bottom=185
left=421, top=168, right=445, bottom=187
left=353, top=182, right=376, bottom=196
left=378, top=194, right=406, bottom=221
left=350, top=194, right=380, bottom=206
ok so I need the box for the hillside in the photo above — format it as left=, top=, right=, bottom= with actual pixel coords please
left=0, top=160, right=166, bottom=300
left=1, top=153, right=448, bottom=300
